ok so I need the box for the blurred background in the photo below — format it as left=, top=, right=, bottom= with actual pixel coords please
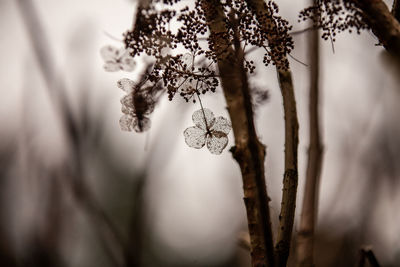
left=0, top=0, right=399, bottom=266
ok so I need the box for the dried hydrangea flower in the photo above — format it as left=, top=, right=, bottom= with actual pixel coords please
left=100, top=45, right=135, bottom=72
left=183, top=108, right=231, bottom=155
left=117, top=78, right=155, bottom=133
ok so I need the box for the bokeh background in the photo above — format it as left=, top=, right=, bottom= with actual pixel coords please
left=1, top=0, right=399, bottom=266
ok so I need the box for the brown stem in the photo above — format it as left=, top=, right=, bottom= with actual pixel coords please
left=392, top=0, right=400, bottom=22
left=244, top=1, right=299, bottom=267
left=275, top=69, right=299, bottom=267
left=296, top=3, right=323, bottom=266
left=357, top=248, right=381, bottom=267
left=353, top=0, right=400, bottom=59
left=201, top=1, right=275, bottom=266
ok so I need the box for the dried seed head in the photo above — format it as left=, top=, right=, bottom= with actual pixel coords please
left=122, top=0, right=294, bottom=102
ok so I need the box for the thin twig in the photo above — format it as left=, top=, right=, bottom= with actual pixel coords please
left=357, top=247, right=380, bottom=267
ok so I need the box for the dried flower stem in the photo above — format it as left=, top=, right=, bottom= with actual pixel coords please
left=245, top=1, right=299, bottom=267
left=201, top=1, right=275, bottom=266
left=296, top=2, right=323, bottom=266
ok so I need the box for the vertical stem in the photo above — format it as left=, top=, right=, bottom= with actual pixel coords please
left=296, top=2, right=323, bottom=266
left=201, top=1, right=275, bottom=266
left=245, top=1, right=299, bottom=266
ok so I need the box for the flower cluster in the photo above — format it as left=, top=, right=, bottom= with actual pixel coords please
left=299, top=0, right=369, bottom=43
left=122, top=0, right=293, bottom=102
left=100, top=45, right=161, bottom=133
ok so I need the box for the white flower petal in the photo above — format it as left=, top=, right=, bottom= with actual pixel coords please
left=183, top=126, right=206, bottom=149
left=100, top=45, right=118, bottom=61
left=192, top=108, right=215, bottom=131
left=121, top=104, right=134, bottom=115
left=206, top=134, right=228, bottom=155
left=117, top=78, right=135, bottom=93
left=211, top=116, right=231, bottom=135
left=119, top=114, right=134, bottom=131
left=103, top=62, right=120, bottom=72
left=120, top=94, right=133, bottom=108
left=120, top=57, right=136, bottom=72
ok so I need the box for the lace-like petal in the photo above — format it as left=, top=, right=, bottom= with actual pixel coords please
left=121, top=104, right=134, bottom=115
left=120, top=57, right=135, bottom=72
left=117, top=78, right=135, bottom=93
left=192, top=108, right=215, bottom=131
left=211, top=116, right=231, bottom=135
left=100, top=45, right=118, bottom=61
left=120, top=94, right=134, bottom=108
left=103, top=62, right=120, bottom=72
left=206, top=135, right=228, bottom=155
left=119, top=114, right=134, bottom=131
left=183, top=126, right=206, bottom=149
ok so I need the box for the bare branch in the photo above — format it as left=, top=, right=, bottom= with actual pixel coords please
left=357, top=247, right=381, bottom=267
left=353, top=0, right=400, bottom=59
left=201, top=1, right=275, bottom=266
left=245, top=1, right=299, bottom=266
left=296, top=2, right=323, bottom=266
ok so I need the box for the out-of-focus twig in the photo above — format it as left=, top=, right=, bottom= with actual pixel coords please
left=16, top=1, right=126, bottom=266
left=357, top=247, right=380, bottom=267
left=290, top=26, right=317, bottom=36
left=296, top=1, right=323, bottom=266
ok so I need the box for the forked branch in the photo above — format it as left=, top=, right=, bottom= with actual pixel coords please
left=245, top=1, right=299, bottom=266
left=201, top=1, right=275, bottom=266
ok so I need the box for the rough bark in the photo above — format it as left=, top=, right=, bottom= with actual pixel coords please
left=274, top=69, right=298, bottom=267
left=245, top=1, right=299, bottom=267
left=354, top=0, right=400, bottom=58
left=295, top=5, right=323, bottom=266
left=201, top=1, right=275, bottom=266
